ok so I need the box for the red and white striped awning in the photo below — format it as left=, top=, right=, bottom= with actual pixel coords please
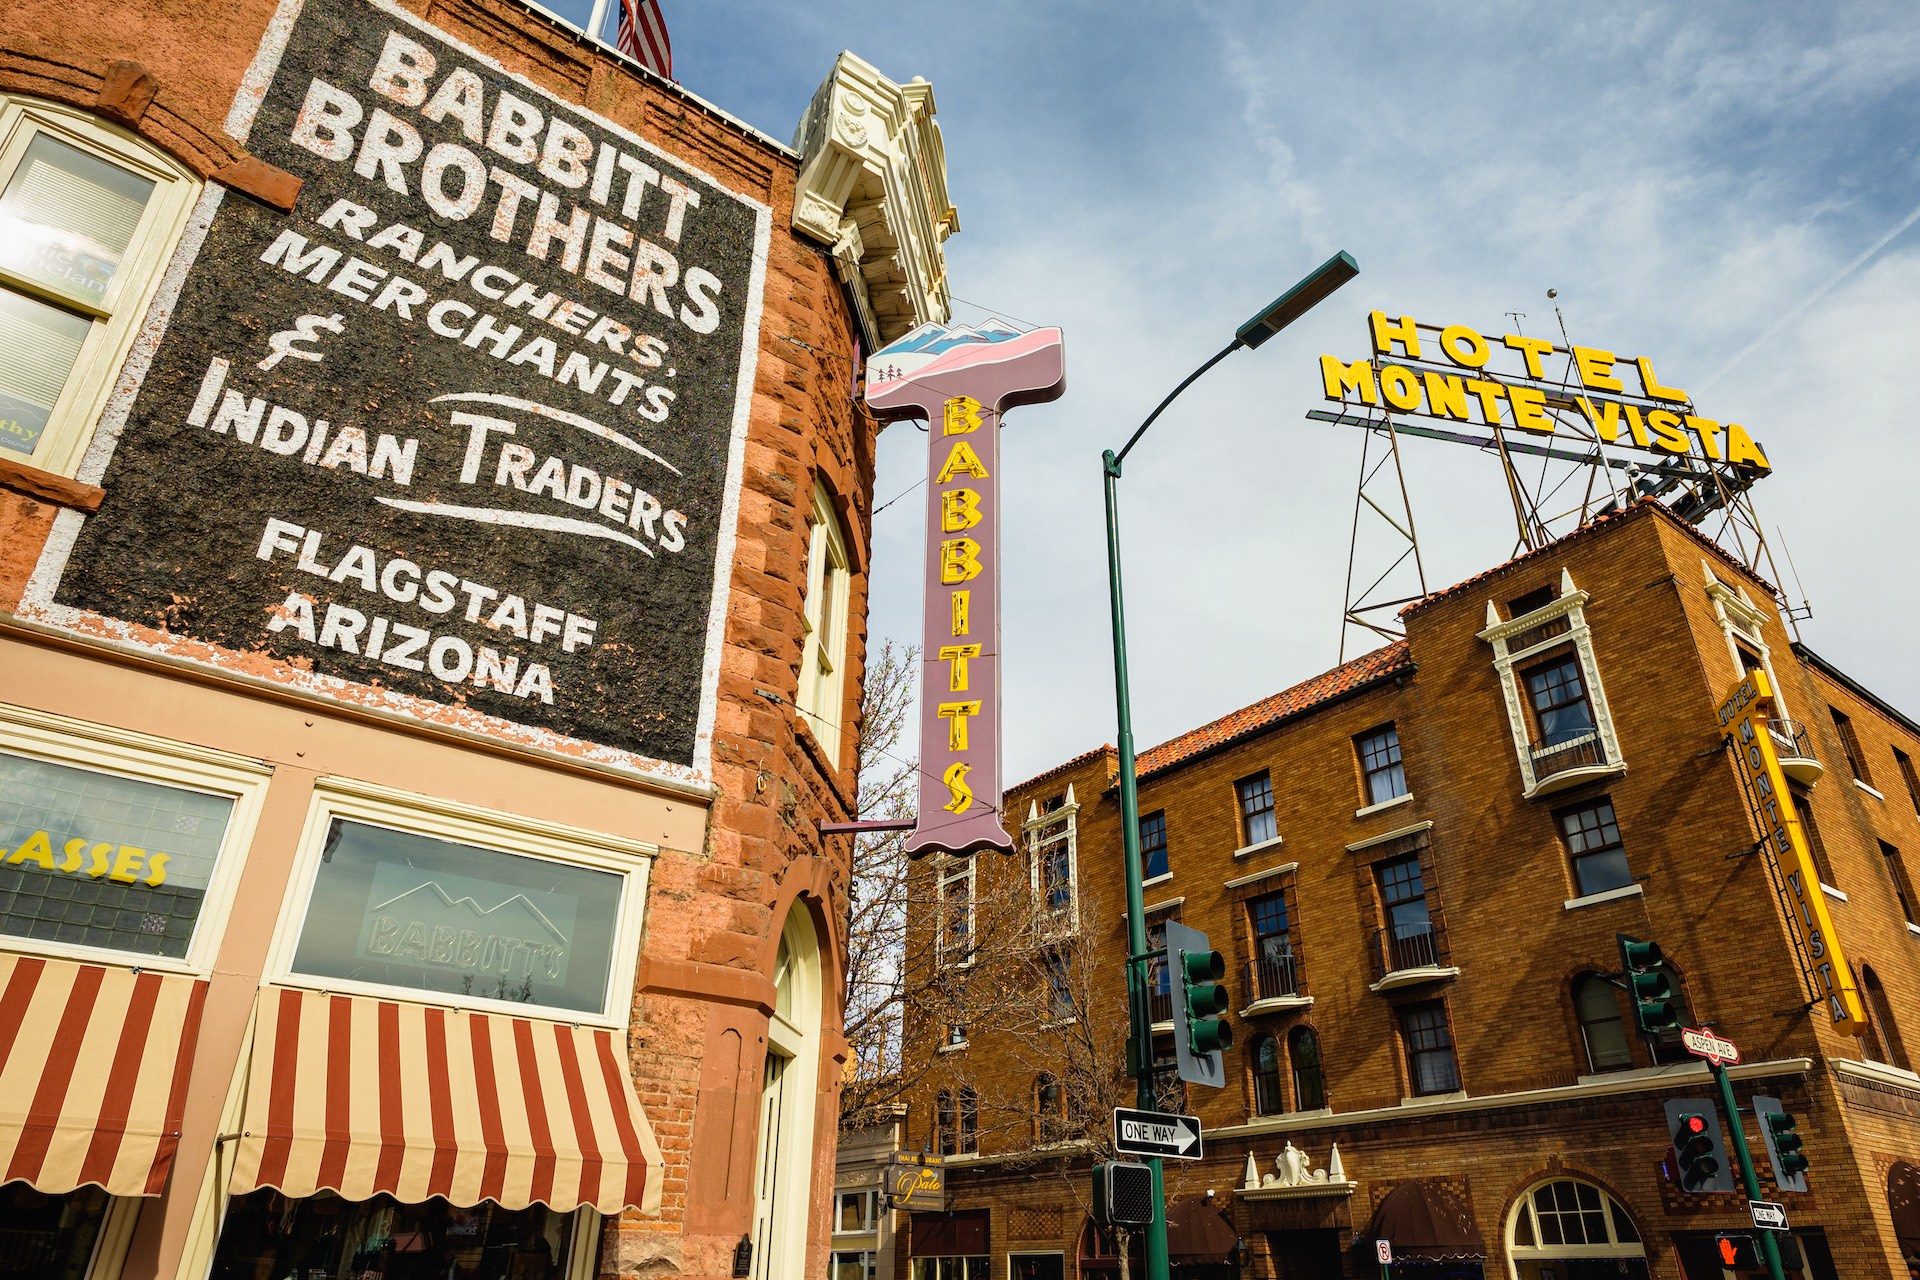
left=229, top=986, right=662, bottom=1215
left=0, top=953, right=208, bottom=1197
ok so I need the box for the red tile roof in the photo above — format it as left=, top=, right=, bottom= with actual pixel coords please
left=1134, top=641, right=1413, bottom=779
left=1007, top=744, right=1116, bottom=800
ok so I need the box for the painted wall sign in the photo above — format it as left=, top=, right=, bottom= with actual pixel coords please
left=864, top=321, right=1065, bottom=856
left=1319, top=311, right=1771, bottom=473
left=1716, top=670, right=1866, bottom=1034
left=22, top=0, right=770, bottom=777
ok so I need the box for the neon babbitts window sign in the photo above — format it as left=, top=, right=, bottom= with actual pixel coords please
left=865, top=320, right=1065, bottom=856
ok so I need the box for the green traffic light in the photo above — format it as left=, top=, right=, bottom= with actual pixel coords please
left=1766, top=1112, right=1808, bottom=1176
left=1618, top=934, right=1680, bottom=1035
left=1190, top=1017, right=1233, bottom=1054
left=1182, top=949, right=1226, bottom=984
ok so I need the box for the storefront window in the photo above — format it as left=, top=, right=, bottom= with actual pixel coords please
left=0, top=750, right=233, bottom=960
left=211, top=1191, right=575, bottom=1280
left=0, top=1183, right=109, bottom=1280
left=288, top=818, right=622, bottom=1016
left=911, top=1261, right=987, bottom=1280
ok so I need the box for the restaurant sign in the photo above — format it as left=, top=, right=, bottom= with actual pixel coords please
left=1716, top=671, right=1866, bottom=1033
left=22, top=0, right=769, bottom=778
left=1320, top=311, right=1771, bottom=473
left=885, top=1160, right=946, bottom=1211
left=865, top=321, right=1066, bottom=856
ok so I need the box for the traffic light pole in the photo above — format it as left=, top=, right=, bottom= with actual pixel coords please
left=1710, top=1060, right=1787, bottom=1280
left=1103, top=448, right=1172, bottom=1280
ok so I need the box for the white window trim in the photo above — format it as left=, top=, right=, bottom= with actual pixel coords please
left=1353, top=792, right=1415, bottom=820
left=1225, top=861, right=1299, bottom=891
left=0, top=95, right=201, bottom=477
left=1855, top=778, right=1887, bottom=801
left=936, top=853, right=975, bottom=970
left=0, top=701, right=271, bottom=975
left=796, top=482, right=852, bottom=763
left=1024, top=785, right=1079, bottom=936
left=1504, top=1177, right=1647, bottom=1277
left=1232, top=833, right=1286, bottom=860
left=262, top=776, right=655, bottom=1027
left=1704, top=563, right=1787, bottom=712
left=1478, top=570, right=1626, bottom=797
left=1563, top=883, right=1644, bottom=911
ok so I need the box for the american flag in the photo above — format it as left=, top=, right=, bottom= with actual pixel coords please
left=616, top=0, right=673, bottom=80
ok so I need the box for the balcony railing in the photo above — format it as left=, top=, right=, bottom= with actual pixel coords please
left=1767, top=718, right=1823, bottom=782
left=1148, top=983, right=1172, bottom=1025
left=1245, top=950, right=1301, bottom=1004
left=1370, top=909, right=1451, bottom=985
left=1529, top=729, right=1608, bottom=782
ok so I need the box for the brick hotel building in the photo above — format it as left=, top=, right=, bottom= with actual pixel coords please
left=893, top=501, right=1920, bottom=1280
left=0, top=0, right=958, bottom=1276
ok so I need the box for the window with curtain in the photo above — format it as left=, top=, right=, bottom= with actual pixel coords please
left=1355, top=725, right=1408, bottom=805
left=1574, top=974, right=1632, bottom=1073
left=1289, top=1025, right=1326, bottom=1111
left=1236, top=772, right=1276, bottom=845
left=0, top=96, right=200, bottom=475
left=1399, top=1001, right=1460, bottom=1095
left=1557, top=799, right=1634, bottom=897
left=1250, top=1035, right=1283, bottom=1115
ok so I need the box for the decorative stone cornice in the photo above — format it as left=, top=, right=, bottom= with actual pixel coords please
left=791, top=52, right=957, bottom=347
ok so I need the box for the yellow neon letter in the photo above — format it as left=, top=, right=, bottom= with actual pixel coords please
left=1572, top=346, right=1624, bottom=392
left=8, top=830, right=53, bottom=870
left=936, top=440, right=990, bottom=484
left=1502, top=333, right=1553, bottom=379
left=1724, top=423, right=1771, bottom=471
left=941, top=486, right=982, bottom=533
left=940, top=538, right=982, bottom=584
left=1645, top=409, right=1690, bottom=455
left=938, top=643, right=983, bottom=692
left=1507, top=385, right=1553, bottom=434
left=1464, top=379, right=1506, bottom=425
left=1379, top=365, right=1422, bottom=411
left=1686, top=415, right=1723, bottom=461
left=1576, top=396, right=1624, bottom=444
left=950, top=589, right=970, bottom=637
left=144, top=852, right=169, bottom=887
left=937, top=700, right=983, bottom=751
left=1422, top=371, right=1469, bottom=421
left=1439, top=324, right=1490, bottom=369
left=942, top=762, right=974, bottom=814
left=108, top=845, right=147, bottom=884
left=943, top=395, right=984, bottom=435
left=1320, top=354, right=1379, bottom=405
left=1369, top=312, right=1422, bottom=358
left=1634, top=356, right=1688, bottom=403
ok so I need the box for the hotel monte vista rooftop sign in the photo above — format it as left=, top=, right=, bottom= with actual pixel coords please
left=865, top=319, right=1065, bottom=857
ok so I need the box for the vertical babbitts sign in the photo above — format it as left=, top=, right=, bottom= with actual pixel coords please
left=865, top=321, right=1065, bottom=856
left=24, top=0, right=768, bottom=775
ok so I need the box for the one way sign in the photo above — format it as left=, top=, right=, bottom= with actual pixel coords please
left=1113, top=1108, right=1204, bottom=1160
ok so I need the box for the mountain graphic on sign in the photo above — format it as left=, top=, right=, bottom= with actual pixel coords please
left=370, top=880, right=566, bottom=942
left=863, top=318, right=1042, bottom=396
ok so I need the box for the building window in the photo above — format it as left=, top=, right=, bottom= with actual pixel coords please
left=0, top=95, right=201, bottom=476
left=1399, top=1001, right=1460, bottom=1095
left=1151, top=1033, right=1186, bottom=1114
left=1788, top=784, right=1836, bottom=888
left=1289, top=1025, right=1326, bottom=1111
left=1881, top=842, right=1918, bottom=926
left=1557, top=799, right=1634, bottom=897
left=1035, top=1073, right=1066, bottom=1143
left=832, top=1252, right=879, bottom=1280
left=1237, top=772, right=1277, bottom=845
left=912, top=1261, right=988, bottom=1280
left=936, top=856, right=974, bottom=968
left=958, top=1086, right=978, bottom=1154
left=1860, top=966, right=1911, bottom=1072
left=935, top=1090, right=955, bottom=1157
left=1138, top=810, right=1169, bottom=880
left=1250, top=1034, right=1284, bottom=1115
left=1507, top=1179, right=1645, bottom=1272
left=1376, top=852, right=1437, bottom=971
left=1145, top=910, right=1177, bottom=1023
left=1042, top=947, right=1074, bottom=1023
left=1573, top=974, right=1633, bottom=1073
left=1894, top=747, right=1920, bottom=818
left=1356, top=726, right=1408, bottom=806
left=835, top=1190, right=878, bottom=1234
left=1830, top=708, right=1871, bottom=786
left=1524, top=655, right=1597, bottom=749
left=1026, top=789, right=1078, bottom=934
left=1247, top=889, right=1297, bottom=1000
left=797, top=481, right=853, bottom=762
left=944, top=1021, right=968, bottom=1049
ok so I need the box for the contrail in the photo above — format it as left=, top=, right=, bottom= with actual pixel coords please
left=1701, top=198, right=1920, bottom=390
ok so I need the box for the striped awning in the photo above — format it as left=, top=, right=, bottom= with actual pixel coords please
left=229, top=986, right=662, bottom=1216
left=0, top=953, right=207, bottom=1197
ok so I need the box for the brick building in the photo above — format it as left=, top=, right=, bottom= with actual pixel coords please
left=0, top=1, right=955, bottom=1277
left=898, top=501, right=1920, bottom=1279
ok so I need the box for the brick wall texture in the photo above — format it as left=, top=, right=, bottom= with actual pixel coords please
left=900, top=502, right=1920, bottom=1279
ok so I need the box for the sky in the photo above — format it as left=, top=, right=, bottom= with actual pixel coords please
left=626, top=1, right=1920, bottom=779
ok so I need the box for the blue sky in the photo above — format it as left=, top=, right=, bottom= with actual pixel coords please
left=635, top=2, right=1920, bottom=776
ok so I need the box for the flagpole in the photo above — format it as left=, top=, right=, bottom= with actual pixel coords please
left=585, top=0, right=612, bottom=43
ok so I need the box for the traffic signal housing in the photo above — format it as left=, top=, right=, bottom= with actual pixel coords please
left=1754, top=1095, right=1809, bottom=1193
left=1093, top=1161, right=1154, bottom=1227
left=1664, top=1098, right=1735, bottom=1193
left=1617, top=934, right=1680, bottom=1035
left=1164, top=920, right=1231, bottom=1088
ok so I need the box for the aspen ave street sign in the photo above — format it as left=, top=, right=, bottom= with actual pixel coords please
left=1681, top=1027, right=1740, bottom=1066
left=1112, top=1108, right=1203, bottom=1160
left=1748, top=1200, right=1789, bottom=1232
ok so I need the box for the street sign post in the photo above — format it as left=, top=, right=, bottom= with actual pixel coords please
left=1681, top=1027, right=1741, bottom=1066
left=1112, top=1108, right=1204, bottom=1161
left=1748, top=1200, right=1789, bottom=1232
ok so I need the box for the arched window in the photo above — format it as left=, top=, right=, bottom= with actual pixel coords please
left=1644, top=967, right=1695, bottom=1066
left=1574, top=974, right=1632, bottom=1073
left=1289, top=1026, right=1326, bottom=1111
left=0, top=94, right=201, bottom=477
left=752, top=907, right=823, bottom=1280
left=1036, top=1074, right=1065, bottom=1143
left=1506, top=1178, right=1647, bottom=1279
left=934, top=1090, right=955, bottom=1156
left=1250, top=1035, right=1283, bottom=1115
left=958, top=1085, right=979, bottom=1154
left=1860, top=966, right=1911, bottom=1071
left=796, top=481, right=852, bottom=761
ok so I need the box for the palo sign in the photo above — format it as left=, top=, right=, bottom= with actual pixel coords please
left=865, top=321, right=1065, bottom=856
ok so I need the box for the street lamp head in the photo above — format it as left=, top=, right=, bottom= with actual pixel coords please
left=1235, top=250, right=1359, bottom=350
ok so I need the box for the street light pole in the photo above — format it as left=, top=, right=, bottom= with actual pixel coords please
left=1101, top=251, right=1357, bottom=1280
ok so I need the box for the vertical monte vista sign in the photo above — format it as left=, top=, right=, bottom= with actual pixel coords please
left=24, top=0, right=768, bottom=776
left=865, top=321, right=1065, bottom=856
